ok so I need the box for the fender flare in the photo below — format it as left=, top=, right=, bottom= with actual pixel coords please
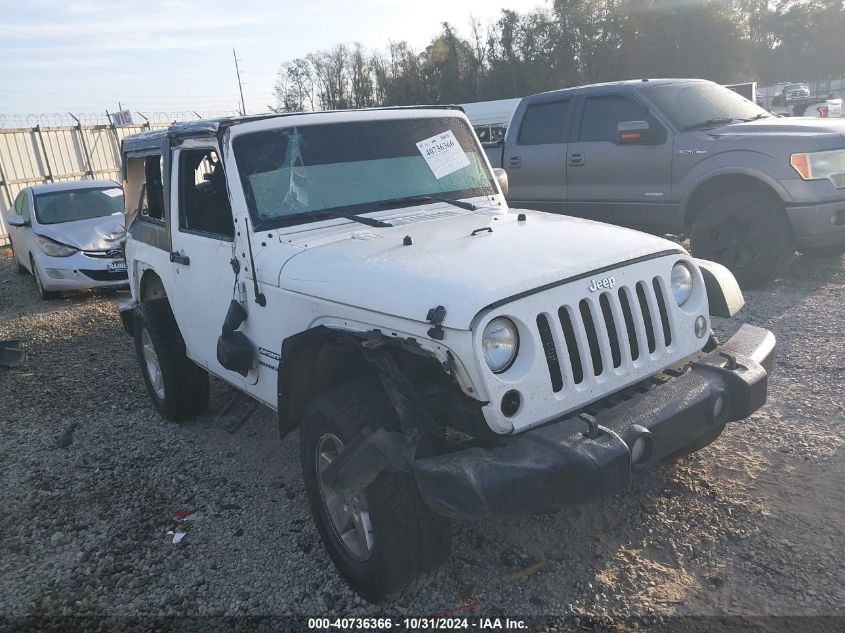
left=276, top=326, right=451, bottom=440
left=680, top=165, right=793, bottom=220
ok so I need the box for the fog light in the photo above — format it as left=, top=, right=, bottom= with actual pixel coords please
left=46, top=268, right=73, bottom=279
left=625, top=425, right=654, bottom=467
left=694, top=315, right=708, bottom=339
left=631, top=437, right=648, bottom=464
left=500, top=390, right=521, bottom=417
left=712, top=392, right=729, bottom=424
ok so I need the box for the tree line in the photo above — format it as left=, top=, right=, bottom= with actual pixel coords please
left=272, top=0, right=845, bottom=111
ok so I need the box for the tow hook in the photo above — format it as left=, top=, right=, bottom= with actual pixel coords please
left=719, top=351, right=745, bottom=371
left=579, top=412, right=602, bottom=439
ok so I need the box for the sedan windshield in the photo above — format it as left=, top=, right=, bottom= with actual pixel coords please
left=34, top=187, right=124, bottom=225
left=232, top=117, right=495, bottom=229
left=644, top=82, right=770, bottom=130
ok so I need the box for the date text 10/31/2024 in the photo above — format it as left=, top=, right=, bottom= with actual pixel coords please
left=308, top=617, right=528, bottom=630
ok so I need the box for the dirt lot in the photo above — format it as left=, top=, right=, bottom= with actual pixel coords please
left=0, top=246, right=843, bottom=631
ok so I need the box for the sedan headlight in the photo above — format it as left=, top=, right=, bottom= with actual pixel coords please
left=671, top=262, right=694, bottom=306
left=790, top=150, right=845, bottom=188
left=482, top=317, right=519, bottom=373
left=35, top=235, right=78, bottom=257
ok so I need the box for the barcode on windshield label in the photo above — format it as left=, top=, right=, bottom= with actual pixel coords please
left=416, top=131, right=470, bottom=179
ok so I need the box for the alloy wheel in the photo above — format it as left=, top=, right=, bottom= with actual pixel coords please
left=141, top=328, right=165, bottom=399
left=316, top=433, right=375, bottom=561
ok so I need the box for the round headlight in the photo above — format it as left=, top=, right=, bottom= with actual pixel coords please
left=670, top=262, right=694, bottom=306
left=482, top=317, right=519, bottom=373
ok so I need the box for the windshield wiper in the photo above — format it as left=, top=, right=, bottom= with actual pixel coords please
left=683, top=118, right=736, bottom=131
left=740, top=113, right=771, bottom=122
left=377, top=194, right=478, bottom=211
left=286, top=209, right=393, bottom=228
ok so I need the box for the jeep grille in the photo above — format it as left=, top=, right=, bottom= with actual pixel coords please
left=535, top=277, right=673, bottom=393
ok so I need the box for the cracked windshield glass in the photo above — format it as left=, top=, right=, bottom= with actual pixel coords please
left=232, top=117, right=495, bottom=228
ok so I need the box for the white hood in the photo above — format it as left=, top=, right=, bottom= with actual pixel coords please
left=36, top=213, right=126, bottom=251
left=261, top=207, right=681, bottom=330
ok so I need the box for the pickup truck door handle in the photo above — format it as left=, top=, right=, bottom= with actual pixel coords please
left=569, top=153, right=585, bottom=166
left=509, top=156, right=522, bottom=168
left=169, top=251, right=190, bottom=266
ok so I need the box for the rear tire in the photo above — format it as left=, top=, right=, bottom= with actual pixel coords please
left=300, top=381, right=452, bottom=602
left=690, top=191, right=793, bottom=288
left=30, top=256, right=59, bottom=300
left=133, top=298, right=209, bottom=421
left=799, top=243, right=845, bottom=259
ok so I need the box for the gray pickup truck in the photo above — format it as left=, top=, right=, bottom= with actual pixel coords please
left=485, top=78, right=845, bottom=287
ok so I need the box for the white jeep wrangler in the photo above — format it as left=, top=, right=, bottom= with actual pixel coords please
left=118, top=108, right=775, bottom=601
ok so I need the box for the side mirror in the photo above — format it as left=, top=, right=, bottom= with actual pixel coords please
left=7, top=213, right=28, bottom=227
left=493, top=168, right=509, bottom=197
left=616, top=120, right=659, bottom=145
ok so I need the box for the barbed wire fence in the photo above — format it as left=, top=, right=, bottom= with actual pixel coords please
left=0, top=110, right=242, bottom=129
left=0, top=110, right=242, bottom=243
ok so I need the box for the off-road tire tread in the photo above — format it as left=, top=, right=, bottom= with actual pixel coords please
left=134, top=298, right=209, bottom=421
left=301, top=381, right=451, bottom=602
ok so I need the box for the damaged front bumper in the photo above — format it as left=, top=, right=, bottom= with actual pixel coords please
left=412, top=324, right=776, bottom=520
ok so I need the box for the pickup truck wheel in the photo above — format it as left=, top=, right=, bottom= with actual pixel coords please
left=799, top=243, right=845, bottom=259
left=300, top=381, right=452, bottom=602
left=133, top=298, right=209, bottom=421
left=690, top=192, right=793, bottom=288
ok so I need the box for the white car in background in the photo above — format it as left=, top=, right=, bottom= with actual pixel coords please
left=5, top=180, right=127, bottom=299
left=811, top=98, right=843, bottom=118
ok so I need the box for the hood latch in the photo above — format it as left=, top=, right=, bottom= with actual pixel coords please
left=426, top=305, right=447, bottom=341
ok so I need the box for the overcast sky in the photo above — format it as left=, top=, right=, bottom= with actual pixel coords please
left=1, top=0, right=538, bottom=116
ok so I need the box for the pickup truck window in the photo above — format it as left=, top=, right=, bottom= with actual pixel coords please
left=518, top=100, right=570, bottom=145
left=233, top=118, right=494, bottom=229
left=644, top=82, right=769, bottom=130
left=578, top=95, right=648, bottom=142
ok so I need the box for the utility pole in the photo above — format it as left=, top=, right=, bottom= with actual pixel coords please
left=233, top=48, right=247, bottom=116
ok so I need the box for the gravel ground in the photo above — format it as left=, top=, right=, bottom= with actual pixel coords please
left=0, top=246, right=843, bottom=631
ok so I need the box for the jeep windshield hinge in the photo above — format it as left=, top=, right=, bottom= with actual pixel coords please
left=426, top=305, right=447, bottom=340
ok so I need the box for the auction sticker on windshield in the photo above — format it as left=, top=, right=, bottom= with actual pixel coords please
left=416, top=131, right=470, bottom=179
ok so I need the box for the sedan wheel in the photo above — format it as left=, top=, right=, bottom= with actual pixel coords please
left=31, top=257, right=59, bottom=300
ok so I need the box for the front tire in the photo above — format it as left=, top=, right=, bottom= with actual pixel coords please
left=300, top=381, right=452, bottom=602
left=690, top=191, right=793, bottom=288
left=10, top=243, right=26, bottom=274
left=30, top=256, right=59, bottom=300
left=133, top=298, right=209, bottom=421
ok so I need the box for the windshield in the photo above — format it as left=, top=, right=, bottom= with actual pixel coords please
left=232, top=117, right=496, bottom=229
left=644, top=82, right=770, bottom=130
left=34, top=187, right=124, bottom=225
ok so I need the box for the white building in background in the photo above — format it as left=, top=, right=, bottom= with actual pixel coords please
left=461, top=98, right=521, bottom=142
